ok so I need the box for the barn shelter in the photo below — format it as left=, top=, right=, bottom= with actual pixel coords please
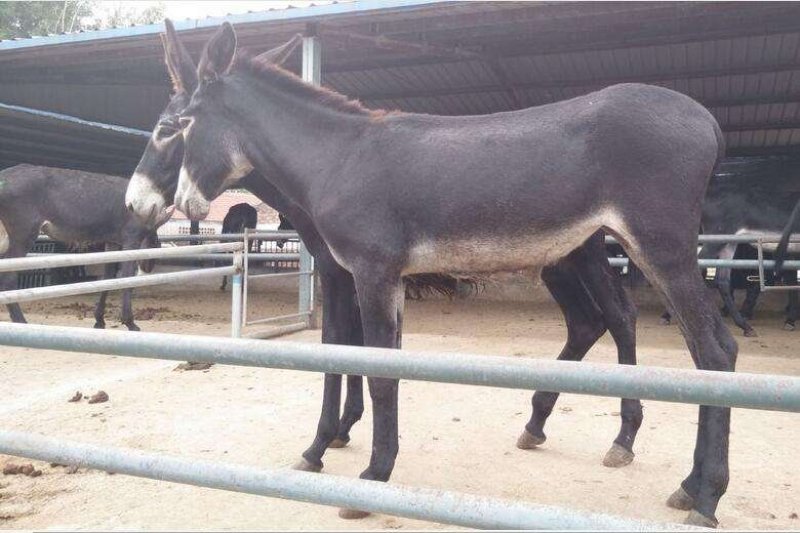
left=2, top=1, right=800, bottom=180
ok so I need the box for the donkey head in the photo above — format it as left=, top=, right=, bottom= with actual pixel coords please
left=128, top=20, right=301, bottom=224
left=126, top=19, right=196, bottom=228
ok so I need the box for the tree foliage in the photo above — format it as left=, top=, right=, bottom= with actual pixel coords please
left=0, top=1, right=165, bottom=40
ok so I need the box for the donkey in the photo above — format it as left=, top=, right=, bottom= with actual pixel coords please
left=127, top=20, right=646, bottom=477
left=167, top=23, right=735, bottom=527
left=220, top=202, right=257, bottom=290
left=662, top=170, right=800, bottom=336
left=0, top=164, right=161, bottom=331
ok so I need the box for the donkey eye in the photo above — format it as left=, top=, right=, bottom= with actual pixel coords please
left=155, top=125, right=178, bottom=141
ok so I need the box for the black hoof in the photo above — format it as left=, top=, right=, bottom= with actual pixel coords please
left=666, top=486, right=695, bottom=511
left=784, top=321, right=796, bottom=332
left=685, top=509, right=718, bottom=528
left=743, top=328, right=758, bottom=338
left=292, top=458, right=322, bottom=473
left=516, top=429, right=546, bottom=449
left=602, top=443, right=635, bottom=468
left=659, top=317, right=671, bottom=326
left=93, top=321, right=106, bottom=329
left=125, top=322, right=141, bottom=332
left=329, top=436, right=350, bottom=449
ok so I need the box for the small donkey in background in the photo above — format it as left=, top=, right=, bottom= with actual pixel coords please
left=0, top=164, right=162, bottom=330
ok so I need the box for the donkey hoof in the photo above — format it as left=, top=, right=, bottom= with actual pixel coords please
left=338, top=508, right=371, bottom=520
left=743, top=328, right=758, bottom=338
left=93, top=321, right=105, bottom=329
left=125, top=323, right=141, bottom=332
left=602, top=443, right=634, bottom=468
left=659, top=317, right=671, bottom=326
left=292, top=458, right=322, bottom=473
left=784, top=322, right=796, bottom=332
left=329, top=437, right=350, bottom=449
left=516, top=430, right=546, bottom=450
left=666, top=487, right=695, bottom=511
left=685, top=509, right=718, bottom=528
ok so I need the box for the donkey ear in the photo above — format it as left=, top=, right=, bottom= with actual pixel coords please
left=254, top=33, right=302, bottom=66
left=162, top=19, right=198, bottom=93
left=198, top=22, right=237, bottom=81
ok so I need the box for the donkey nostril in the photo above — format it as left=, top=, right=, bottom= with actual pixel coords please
left=126, top=201, right=135, bottom=212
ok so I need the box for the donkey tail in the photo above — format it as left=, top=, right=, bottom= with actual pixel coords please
left=773, top=197, right=800, bottom=276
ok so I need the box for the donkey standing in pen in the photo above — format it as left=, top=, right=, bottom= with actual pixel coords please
left=167, top=23, right=735, bottom=527
left=219, top=202, right=257, bottom=290
left=128, top=20, right=647, bottom=476
left=0, top=164, right=161, bottom=331
left=661, top=165, right=800, bottom=337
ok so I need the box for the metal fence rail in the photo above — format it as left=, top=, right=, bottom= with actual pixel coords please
left=2, top=323, right=798, bottom=412
left=0, top=430, right=695, bottom=531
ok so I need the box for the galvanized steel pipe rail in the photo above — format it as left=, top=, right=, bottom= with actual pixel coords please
left=0, top=242, right=243, bottom=273
left=0, top=430, right=697, bottom=531
left=1, top=323, right=798, bottom=412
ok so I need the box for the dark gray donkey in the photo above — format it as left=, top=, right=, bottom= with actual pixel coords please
left=0, top=164, right=161, bottom=330
left=169, top=23, right=735, bottom=527
left=128, top=20, right=645, bottom=481
left=219, top=202, right=257, bottom=290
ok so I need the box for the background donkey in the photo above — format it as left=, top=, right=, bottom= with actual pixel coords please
left=0, top=164, right=160, bottom=330
left=219, top=202, right=257, bottom=290
left=126, top=20, right=644, bottom=480
left=171, top=23, right=733, bottom=527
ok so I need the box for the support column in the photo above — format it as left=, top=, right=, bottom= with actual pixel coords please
left=300, top=31, right=321, bottom=328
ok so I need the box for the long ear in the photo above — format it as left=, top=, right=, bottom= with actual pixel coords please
left=198, top=22, right=237, bottom=82
left=254, top=33, right=302, bottom=66
left=162, top=19, right=198, bottom=93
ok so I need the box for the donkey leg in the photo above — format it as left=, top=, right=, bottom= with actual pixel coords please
left=740, top=281, right=759, bottom=321
left=627, top=246, right=736, bottom=527
left=713, top=244, right=756, bottom=337
left=1, top=270, right=25, bottom=323
left=93, top=262, right=119, bottom=329
left=296, top=269, right=356, bottom=471
left=117, top=261, right=140, bottom=331
left=332, top=290, right=366, bottom=448
left=785, top=289, right=798, bottom=331
left=519, top=258, right=606, bottom=450
left=1, top=227, right=40, bottom=324
left=331, top=375, right=363, bottom=448
left=339, top=272, right=402, bottom=520
left=220, top=275, right=228, bottom=291
left=573, top=236, right=641, bottom=468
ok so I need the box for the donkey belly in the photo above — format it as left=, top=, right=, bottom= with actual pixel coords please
left=736, top=229, right=800, bottom=254
left=403, top=208, right=618, bottom=275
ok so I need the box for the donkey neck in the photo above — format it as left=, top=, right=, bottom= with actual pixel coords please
left=228, top=72, right=373, bottom=211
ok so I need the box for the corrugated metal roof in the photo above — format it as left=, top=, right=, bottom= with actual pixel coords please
left=2, top=1, right=800, bottom=175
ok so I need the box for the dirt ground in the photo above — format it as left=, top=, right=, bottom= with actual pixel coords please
left=0, top=275, right=798, bottom=530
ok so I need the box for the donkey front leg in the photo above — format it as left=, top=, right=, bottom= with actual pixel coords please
left=295, top=269, right=360, bottom=471
left=339, top=272, right=403, bottom=520
left=118, top=260, right=140, bottom=331
left=93, top=262, right=120, bottom=329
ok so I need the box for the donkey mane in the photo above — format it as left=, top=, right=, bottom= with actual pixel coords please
left=234, top=50, right=395, bottom=119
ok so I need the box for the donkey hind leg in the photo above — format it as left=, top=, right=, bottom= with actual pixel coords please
left=740, top=281, right=759, bottom=321
left=574, top=235, right=641, bottom=468
left=220, top=275, right=228, bottom=291
left=623, top=239, right=737, bottom=527
left=296, top=270, right=361, bottom=471
left=93, top=262, right=120, bottom=329
left=714, top=244, right=756, bottom=337
left=331, top=293, right=366, bottom=448
left=519, top=259, right=606, bottom=449
left=339, top=272, right=403, bottom=520
left=117, top=260, right=140, bottom=331
left=783, top=270, right=798, bottom=331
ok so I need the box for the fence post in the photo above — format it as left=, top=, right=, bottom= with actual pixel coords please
left=298, top=242, right=315, bottom=328
left=301, top=30, right=321, bottom=329
left=231, top=252, right=243, bottom=338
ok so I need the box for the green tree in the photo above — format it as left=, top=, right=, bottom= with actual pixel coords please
left=0, top=1, right=165, bottom=40
left=0, top=1, right=95, bottom=39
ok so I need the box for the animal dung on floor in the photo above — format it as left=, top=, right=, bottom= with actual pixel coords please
left=87, top=391, right=109, bottom=404
left=2, top=463, right=42, bottom=477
